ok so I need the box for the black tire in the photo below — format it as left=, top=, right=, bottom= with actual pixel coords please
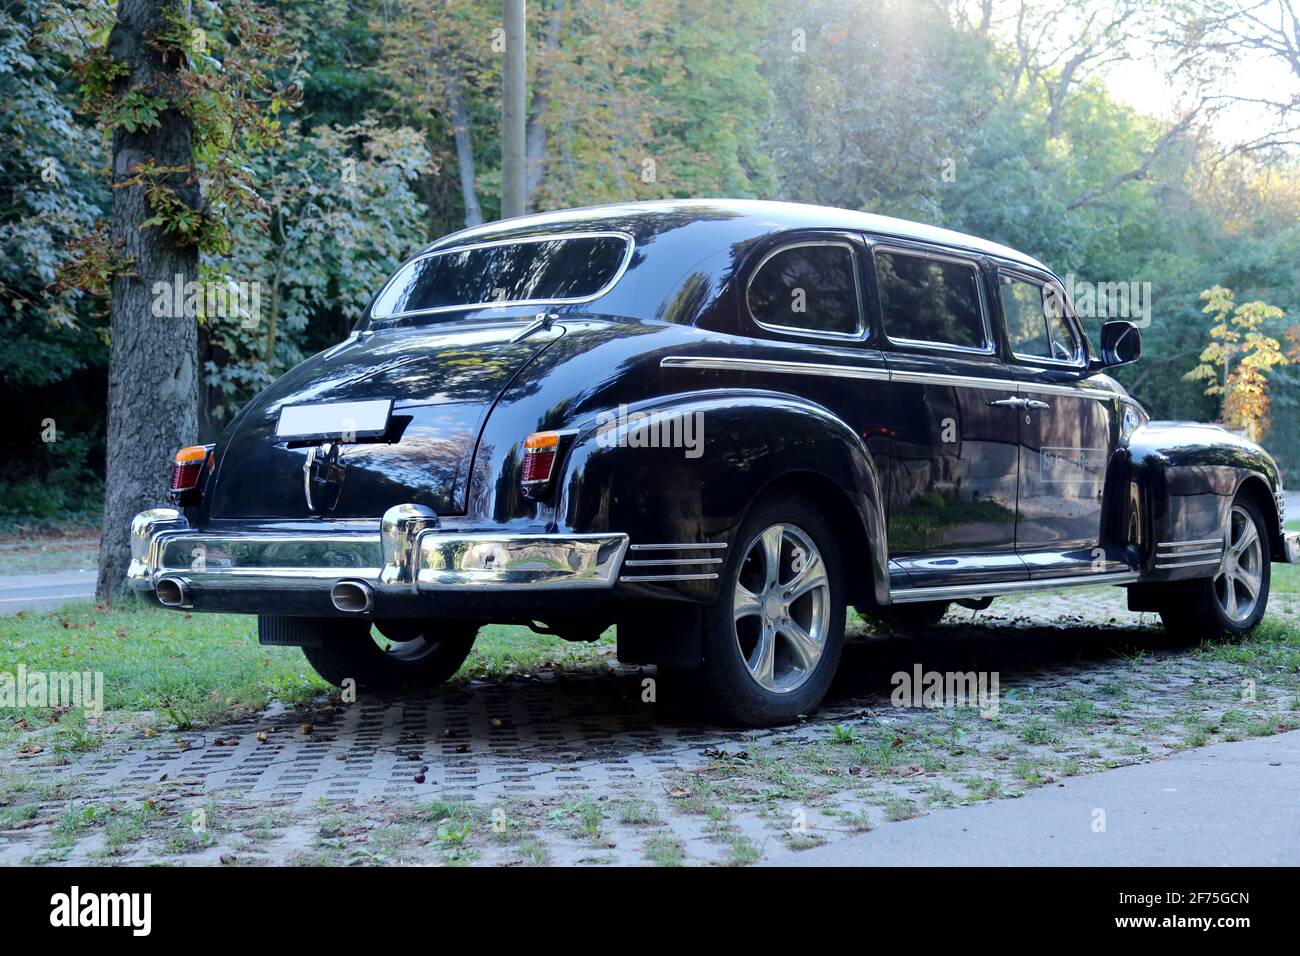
left=856, top=600, right=950, bottom=632
left=698, top=493, right=846, bottom=727
left=300, top=618, right=479, bottom=691
left=1157, top=495, right=1271, bottom=641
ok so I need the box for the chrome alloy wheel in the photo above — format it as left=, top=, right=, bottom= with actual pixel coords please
left=732, top=522, right=831, bottom=694
left=1216, top=504, right=1264, bottom=624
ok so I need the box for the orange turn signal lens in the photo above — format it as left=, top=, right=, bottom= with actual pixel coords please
left=174, top=446, right=209, bottom=464
left=169, top=445, right=211, bottom=495
left=520, top=432, right=561, bottom=495
left=523, top=431, right=560, bottom=452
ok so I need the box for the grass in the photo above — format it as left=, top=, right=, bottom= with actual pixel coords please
left=616, top=799, right=660, bottom=825
left=643, top=834, right=685, bottom=866
left=724, top=835, right=762, bottom=865
left=0, top=601, right=613, bottom=730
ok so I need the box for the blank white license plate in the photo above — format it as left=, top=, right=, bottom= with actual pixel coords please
left=275, top=399, right=393, bottom=441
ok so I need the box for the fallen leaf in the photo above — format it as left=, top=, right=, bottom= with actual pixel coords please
left=7, top=817, right=52, bottom=830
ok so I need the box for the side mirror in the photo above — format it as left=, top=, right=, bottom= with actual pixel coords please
left=1097, top=320, right=1141, bottom=368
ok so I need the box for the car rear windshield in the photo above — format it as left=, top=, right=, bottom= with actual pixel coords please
left=368, top=233, right=631, bottom=324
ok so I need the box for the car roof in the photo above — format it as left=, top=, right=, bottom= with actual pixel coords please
left=420, top=198, right=1049, bottom=272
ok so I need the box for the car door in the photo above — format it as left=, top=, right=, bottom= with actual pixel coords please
left=996, top=267, right=1127, bottom=578
left=871, top=242, right=1026, bottom=589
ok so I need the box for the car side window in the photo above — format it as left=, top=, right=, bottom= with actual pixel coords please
left=1000, top=273, right=1080, bottom=363
left=874, top=250, right=985, bottom=348
left=747, top=242, right=862, bottom=337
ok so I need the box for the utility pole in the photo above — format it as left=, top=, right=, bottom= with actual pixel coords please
left=501, top=0, right=526, bottom=218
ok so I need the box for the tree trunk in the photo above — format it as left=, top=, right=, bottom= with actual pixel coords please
left=500, top=0, right=527, bottom=219
left=524, top=0, right=567, bottom=206
left=445, top=74, right=484, bottom=227
left=96, top=0, right=201, bottom=602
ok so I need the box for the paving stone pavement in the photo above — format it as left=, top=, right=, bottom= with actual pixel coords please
left=4, top=582, right=1299, bottom=865
left=58, top=673, right=742, bottom=807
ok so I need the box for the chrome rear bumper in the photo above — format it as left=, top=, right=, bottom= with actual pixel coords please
left=127, top=505, right=628, bottom=615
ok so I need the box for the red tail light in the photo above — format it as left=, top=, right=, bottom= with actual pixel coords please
left=520, top=431, right=560, bottom=498
left=168, top=445, right=211, bottom=501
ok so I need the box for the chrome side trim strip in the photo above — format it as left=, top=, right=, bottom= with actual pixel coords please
left=618, top=572, right=720, bottom=583
left=1020, top=382, right=1118, bottom=401
left=890, top=570, right=1139, bottom=604
left=889, top=369, right=1015, bottom=391
left=1154, top=558, right=1221, bottom=569
left=660, top=356, right=1121, bottom=400
left=1154, top=548, right=1221, bottom=559
left=659, top=355, right=889, bottom=382
left=1156, top=538, right=1222, bottom=548
left=623, top=557, right=723, bottom=568
left=627, top=542, right=728, bottom=551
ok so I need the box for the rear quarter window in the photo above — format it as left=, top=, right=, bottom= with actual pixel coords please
left=747, top=242, right=862, bottom=337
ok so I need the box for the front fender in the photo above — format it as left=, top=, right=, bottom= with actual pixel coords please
left=554, top=389, right=889, bottom=604
left=1120, top=421, right=1282, bottom=578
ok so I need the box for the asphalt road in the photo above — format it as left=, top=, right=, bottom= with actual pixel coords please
left=0, top=570, right=97, bottom=614
left=767, top=730, right=1300, bottom=866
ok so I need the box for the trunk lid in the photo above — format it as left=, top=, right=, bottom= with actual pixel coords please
left=207, top=321, right=559, bottom=518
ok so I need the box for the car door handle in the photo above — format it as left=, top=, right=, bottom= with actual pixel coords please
left=1024, top=399, right=1051, bottom=410
left=987, top=397, right=1025, bottom=408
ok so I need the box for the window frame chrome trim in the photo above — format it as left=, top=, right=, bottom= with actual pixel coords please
left=744, top=238, right=868, bottom=343
left=870, top=243, right=996, bottom=356
left=996, top=266, right=1088, bottom=369
left=368, top=230, right=636, bottom=323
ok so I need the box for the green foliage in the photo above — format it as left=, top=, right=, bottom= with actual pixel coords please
left=201, top=119, right=434, bottom=422
left=103, top=89, right=166, bottom=132
left=5, top=0, right=1300, bottom=507
left=0, top=2, right=112, bottom=506
left=1186, top=286, right=1289, bottom=439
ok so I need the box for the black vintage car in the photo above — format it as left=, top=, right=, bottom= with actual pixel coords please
left=129, top=200, right=1299, bottom=725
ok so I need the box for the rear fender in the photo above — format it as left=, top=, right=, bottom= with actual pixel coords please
left=554, top=390, right=888, bottom=604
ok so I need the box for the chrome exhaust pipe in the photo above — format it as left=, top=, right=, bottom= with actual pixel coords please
left=330, top=580, right=374, bottom=613
left=156, top=576, right=191, bottom=608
